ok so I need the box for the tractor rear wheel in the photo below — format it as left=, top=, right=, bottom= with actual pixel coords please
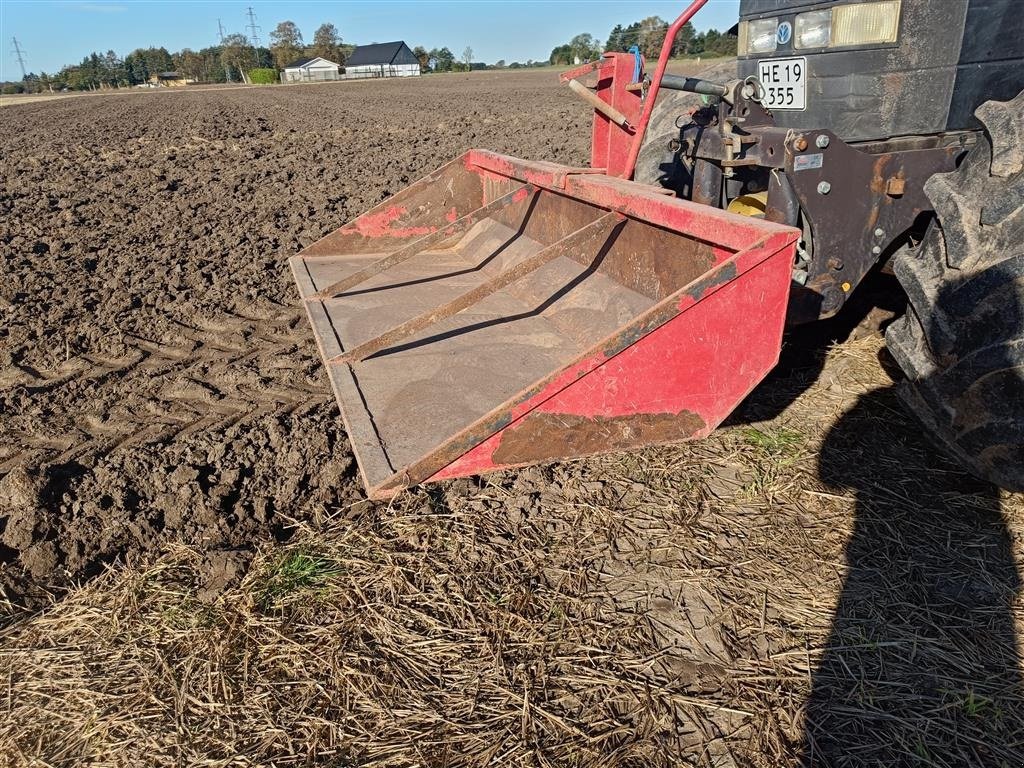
left=634, top=59, right=738, bottom=189
left=886, top=90, right=1024, bottom=490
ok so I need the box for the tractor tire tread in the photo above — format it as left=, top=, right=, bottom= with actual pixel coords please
left=886, top=89, right=1024, bottom=490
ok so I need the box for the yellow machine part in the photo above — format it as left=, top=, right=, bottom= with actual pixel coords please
left=727, top=192, right=768, bottom=218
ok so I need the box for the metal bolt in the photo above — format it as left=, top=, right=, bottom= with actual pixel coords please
left=791, top=269, right=808, bottom=285
left=817, top=181, right=831, bottom=195
left=874, top=228, right=885, bottom=237
left=815, top=134, right=830, bottom=148
left=871, top=245, right=882, bottom=255
left=793, top=136, right=808, bottom=151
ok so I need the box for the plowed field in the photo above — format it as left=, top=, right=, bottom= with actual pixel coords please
left=2, top=69, right=1023, bottom=767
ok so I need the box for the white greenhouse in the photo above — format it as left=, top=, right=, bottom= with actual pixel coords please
left=281, top=57, right=341, bottom=83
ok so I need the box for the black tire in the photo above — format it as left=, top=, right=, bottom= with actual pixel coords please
left=886, top=90, right=1024, bottom=490
left=634, top=59, right=737, bottom=188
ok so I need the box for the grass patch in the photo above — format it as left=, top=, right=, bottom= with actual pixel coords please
left=958, top=689, right=992, bottom=719
left=740, top=426, right=805, bottom=455
left=255, top=549, right=342, bottom=609
left=737, top=426, right=808, bottom=496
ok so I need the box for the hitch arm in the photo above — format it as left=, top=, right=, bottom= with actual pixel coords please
left=567, top=78, right=635, bottom=132
left=621, top=0, right=710, bottom=179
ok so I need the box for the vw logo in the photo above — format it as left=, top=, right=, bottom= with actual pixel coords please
left=777, top=21, right=793, bottom=45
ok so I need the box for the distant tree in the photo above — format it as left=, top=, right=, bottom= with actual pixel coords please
left=173, top=48, right=207, bottom=81
left=699, top=28, right=737, bottom=56
left=606, top=24, right=628, bottom=52
left=99, top=49, right=127, bottom=86
left=144, top=47, right=173, bottom=75
left=270, top=20, right=304, bottom=69
left=64, top=63, right=94, bottom=90
left=124, top=51, right=147, bottom=83
left=549, top=44, right=572, bottom=65
left=35, top=71, right=53, bottom=92
left=462, top=46, right=473, bottom=69
left=607, top=19, right=694, bottom=56
left=197, top=46, right=228, bottom=82
left=412, top=45, right=429, bottom=73
left=620, top=22, right=641, bottom=50
left=221, top=33, right=254, bottom=82
left=122, top=46, right=173, bottom=83
left=703, top=28, right=722, bottom=52
left=432, top=46, right=455, bottom=72
left=568, top=33, right=600, bottom=62
left=494, top=59, right=506, bottom=68
left=311, top=22, right=343, bottom=63
left=255, top=46, right=274, bottom=68
left=673, top=22, right=696, bottom=55
left=636, top=16, right=668, bottom=59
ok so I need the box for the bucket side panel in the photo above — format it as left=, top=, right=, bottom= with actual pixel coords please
left=299, top=156, right=487, bottom=257
left=428, top=246, right=793, bottom=480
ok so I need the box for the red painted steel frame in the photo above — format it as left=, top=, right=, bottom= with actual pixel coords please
left=291, top=0, right=800, bottom=500
left=292, top=149, right=799, bottom=498
left=622, top=0, right=710, bottom=178
left=560, top=53, right=644, bottom=178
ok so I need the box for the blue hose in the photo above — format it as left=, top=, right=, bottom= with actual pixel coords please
left=628, top=45, right=642, bottom=84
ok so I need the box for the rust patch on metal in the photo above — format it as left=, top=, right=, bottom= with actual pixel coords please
left=491, top=409, right=707, bottom=465
left=885, top=177, right=906, bottom=196
left=684, top=260, right=737, bottom=302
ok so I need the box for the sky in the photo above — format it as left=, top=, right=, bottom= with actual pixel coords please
left=1, top=0, right=741, bottom=80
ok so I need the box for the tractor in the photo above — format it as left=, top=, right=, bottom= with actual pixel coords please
left=290, top=0, right=1024, bottom=499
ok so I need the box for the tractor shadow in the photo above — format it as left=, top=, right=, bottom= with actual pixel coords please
left=804, top=385, right=1023, bottom=765
left=740, top=268, right=1024, bottom=763
left=725, top=268, right=1024, bottom=762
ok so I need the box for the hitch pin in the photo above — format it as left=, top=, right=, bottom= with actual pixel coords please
left=567, top=78, right=636, bottom=133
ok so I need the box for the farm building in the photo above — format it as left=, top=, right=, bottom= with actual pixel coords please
left=149, top=71, right=189, bottom=87
left=281, top=57, right=341, bottom=83
left=343, top=41, right=420, bottom=79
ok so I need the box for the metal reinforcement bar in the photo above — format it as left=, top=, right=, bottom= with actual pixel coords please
left=312, top=186, right=536, bottom=300
left=330, top=211, right=626, bottom=364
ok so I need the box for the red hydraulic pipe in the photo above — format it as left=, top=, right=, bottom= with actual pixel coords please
left=621, top=0, right=710, bottom=179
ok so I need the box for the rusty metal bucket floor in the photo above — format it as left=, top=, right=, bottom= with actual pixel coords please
left=291, top=150, right=800, bottom=498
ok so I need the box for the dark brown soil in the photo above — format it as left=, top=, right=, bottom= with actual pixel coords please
left=2, top=69, right=1023, bottom=768
left=0, top=73, right=592, bottom=606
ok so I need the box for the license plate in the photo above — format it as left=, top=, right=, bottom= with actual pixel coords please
left=757, top=56, right=807, bottom=111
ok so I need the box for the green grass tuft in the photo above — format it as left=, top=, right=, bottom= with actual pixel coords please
left=740, top=426, right=805, bottom=455
left=256, top=549, right=342, bottom=609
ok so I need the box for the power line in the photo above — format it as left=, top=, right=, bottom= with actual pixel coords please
left=245, top=7, right=261, bottom=48
left=11, top=36, right=27, bottom=79
left=245, top=6, right=261, bottom=68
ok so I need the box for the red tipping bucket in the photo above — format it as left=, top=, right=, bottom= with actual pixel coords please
left=291, top=150, right=800, bottom=499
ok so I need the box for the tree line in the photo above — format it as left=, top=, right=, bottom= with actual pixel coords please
left=1, top=13, right=737, bottom=94
left=550, top=17, right=736, bottom=66
left=2, top=14, right=510, bottom=94
left=4, top=21, right=357, bottom=92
